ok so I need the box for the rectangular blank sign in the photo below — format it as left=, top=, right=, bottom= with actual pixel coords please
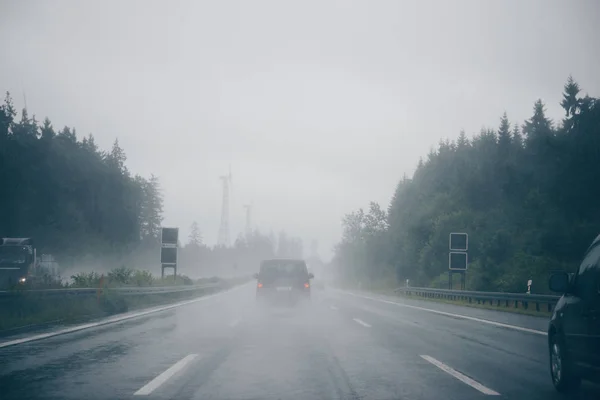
left=161, top=247, right=177, bottom=264
left=449, top=252, right=468, bottom=270
left=161, top=228, right=179, bottom=245
left=449, top=233, right=468, bottom=251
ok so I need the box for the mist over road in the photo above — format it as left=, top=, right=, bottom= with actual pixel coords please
left=1, top=284, right=598, bottom=400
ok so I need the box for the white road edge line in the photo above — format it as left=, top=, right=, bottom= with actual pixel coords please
left=0, top=284, right=249, bottom=349
left=342, top=291, right=546, bottom=336
left=421, top=355, right=500, bottom=395
left=134, top=354, right=198, bottom=396
left=330, top=305, right=338, bottom=311
left=352, top=318, right=371, bottom=328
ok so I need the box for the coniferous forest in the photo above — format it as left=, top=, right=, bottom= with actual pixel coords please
left=3, top=77, right=599, bottom=291
left=0, top=93, right=306, bottom=277
left=0, top=92, right=162, bottom=260
left=332, top=78, right=600, bottom=293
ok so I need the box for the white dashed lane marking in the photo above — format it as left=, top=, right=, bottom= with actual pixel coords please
left=342, top=291, right=546, bottom=336
left=134, top=354, right=198, bottom=396
left=420, top=355, right=500, bottom=396
left=352, top=318, right=371, bottom=328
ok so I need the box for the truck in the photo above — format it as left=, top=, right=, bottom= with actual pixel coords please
left=0, top=237, right=39, bottom=289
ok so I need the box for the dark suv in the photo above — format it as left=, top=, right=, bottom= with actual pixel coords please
left=548, top=234, right=600, bottom=392
left=254, top=259, right=314, bottom=306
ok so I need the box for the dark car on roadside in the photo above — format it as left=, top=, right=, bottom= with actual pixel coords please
left=254, top=259, right=314, bottom=306
left=548, top=234, right=600, bottom=392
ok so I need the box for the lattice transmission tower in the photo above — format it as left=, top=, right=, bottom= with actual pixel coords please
left=243, top=203, right=253, bottom=236
left=217, top=168, right=232, bottom=246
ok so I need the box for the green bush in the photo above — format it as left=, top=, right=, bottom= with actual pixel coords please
left=108, top=266, right=134, bottom=285
left=132, top=269, right=154, bottom=286
left=71, top=271, right=103, bottom=288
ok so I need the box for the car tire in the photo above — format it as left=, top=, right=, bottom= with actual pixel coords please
left=549, top=333, right=581, bottom=393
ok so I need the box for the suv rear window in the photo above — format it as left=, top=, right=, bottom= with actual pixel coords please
left=259, top=260, right=308, bottom=282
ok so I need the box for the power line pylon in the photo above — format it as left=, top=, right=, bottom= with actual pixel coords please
left=243, top=203, right=252, bottom=236
left=217, top=168, right=232, bottom=246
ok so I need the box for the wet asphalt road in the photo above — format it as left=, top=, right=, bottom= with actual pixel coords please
left=1, top=284, right=599, bottom=400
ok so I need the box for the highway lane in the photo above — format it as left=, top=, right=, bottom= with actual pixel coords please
left=337, top=289, right=551, bottom=332
left=1, top=284, right=599, bottom=400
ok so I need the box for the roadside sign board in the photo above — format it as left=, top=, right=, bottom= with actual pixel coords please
left=449, top=233, right=468, bottom=251
left=449, top=252, right=468, bottom=270
left=160, top=227, right=178, bottom=268
left=161, top=227, right=179, bottom=246
left=160, top=247, right=177, bottom=264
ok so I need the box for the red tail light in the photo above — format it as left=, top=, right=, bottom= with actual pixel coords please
left=304, top=282, right=310, bottom=288
left=257, top=282, right=263, bottom=288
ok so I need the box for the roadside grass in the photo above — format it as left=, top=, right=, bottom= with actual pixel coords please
left=68, top=267, right=197, bottom=288
left=0, top=275, right=249, bottom=334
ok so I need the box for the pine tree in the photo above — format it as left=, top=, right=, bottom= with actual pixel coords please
left=107, top=138, right=127, bottom=174
left=140, top=174, right=164, bottom=240
left=456, top=130, right=469, bottom=148
left=497, top=112, right=511, bottom=153
left=57, top=126, right=77, bottom=142
left=12, top=108, right=39, bottom=138
left=511, top=124, right=523, bottom=148
left=0, top=92, right=16, bottom=138
left=188, top=221, right=203, bottom=247
left=561, top=76, right=582, bottom=132
left=81, top=133, right=99, bottom=154
left=40, top=117, right=56, bottom=140
left=561, top=75, right=581, bottom=118
left=522, top=99, right=553, bottom=143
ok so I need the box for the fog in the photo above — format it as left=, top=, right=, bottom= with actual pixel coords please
left=1, top=0, right=599, bottom=260
left=180, top=284, right=365, bottom=398
left=3, top=2, right=600, bottom=398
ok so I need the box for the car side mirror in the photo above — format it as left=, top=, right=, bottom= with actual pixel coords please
left=549, top=272, right=570, bottom=293
left=308, top=273, right=314, bottom=279
left=253, top=273, right=259, bottom=279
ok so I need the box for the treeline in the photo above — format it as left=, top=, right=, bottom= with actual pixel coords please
left=0, top=92, right=164, bottom=265
left=333, top=77, right=600, bottom=293
left=177, top=227, right=309, bottom=277
left=0, top=92, right=316, bottom=278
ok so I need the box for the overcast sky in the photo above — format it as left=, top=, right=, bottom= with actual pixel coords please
left=1, top=0, right=599, bottom=260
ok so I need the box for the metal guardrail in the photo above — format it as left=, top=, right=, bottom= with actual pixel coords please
left=0, top=283, right=220, bottom=298
left=394, top=286, right=561, bottom=313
